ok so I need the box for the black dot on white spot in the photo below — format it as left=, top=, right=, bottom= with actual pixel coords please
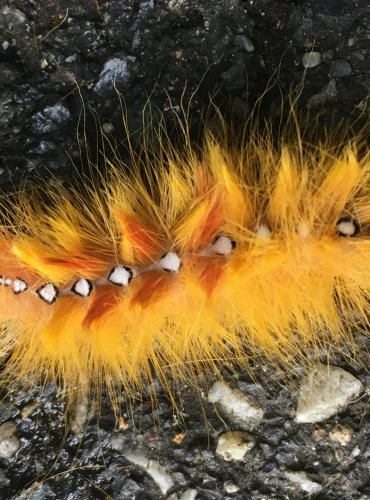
left=36, top=283, right=59, bottom=304
left=13, top=278, right=28, bottom=295
left=71, top=278, right=93, bottom=297
left=159, top=252, right=181, bottom=272
left=108, top=266, right=133, bottom=286
left=336, top=218, right=360, bottom=237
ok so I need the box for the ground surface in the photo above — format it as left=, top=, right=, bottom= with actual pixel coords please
left=0, top=0, right=370, bottom=499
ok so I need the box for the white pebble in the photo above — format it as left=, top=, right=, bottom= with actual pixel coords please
left=285, top=470, right=322, bottom=494
left=224, top=481, right=240, bottom=494
left=216, top=431, right=256, bottom=461
left=329, top=423, right=353, bottom=446
left=121, top=449, right=174, bottom=495
left=295, top=364, right=363, bottom=423
left=179, top=489, right=198, bottom=500
left=0, top=422, right=19, bottom=458
left=208, top=381, right=264, bottom=430
left=302, top=52, right=321, bottom=68
left=351, top=446, right=361, bottom=458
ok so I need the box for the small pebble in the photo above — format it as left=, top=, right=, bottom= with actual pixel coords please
left=329, top=423, right=353, bottom=446
left=94, top=56, right=135, bottom=96
left=179, top=489, right=198, bottom=500
left=302, top=52, right=321, bottom=68
left=234, top=35, right=255, bottom=53
left=102, top=122, right=115, bottom=134
left=295, top=364, right=363, bottom=423
left=285, top=470, right=321, bottom=494
left=32, top=104, right=71, bottom=134
left=347, top=37, right=356, bottom=47
left=224, top=480, right=240, bottom=494
left=208, top=381, right=264, bottom=430
left=0, top=422, right=19, bottom=458
left=1, top=6, right=27, bottom=24
left=122, top=448, right=174, bottom=495
left=65, top=53, right=78, bottom=63
left=329, top=59, right=352, bottom=78
left=216, top=431, right=256, bottom=461
left=351, top=446, right=361, bottom=458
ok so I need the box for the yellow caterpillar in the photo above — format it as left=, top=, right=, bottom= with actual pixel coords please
left=0, top=106, right=369, bottom=409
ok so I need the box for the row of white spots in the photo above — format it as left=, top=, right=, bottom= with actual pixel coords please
left=0, top=237, right=236, bottom=304
left=0, top=218, right=359, bottom=305
left=0, top=238, right=220, bottom=303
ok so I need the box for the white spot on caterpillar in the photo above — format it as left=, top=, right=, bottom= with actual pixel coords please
left=12, top=278, right=28, bottom=294
left=256, top=225, right=271, bottom=239
left=159, top=252, right=181, bottom=273
left=337, top=219, right=359, bottom=237
left=36, top=283, right=59, bottom=304
left=212, top=235, right=236, bottom=255
left=297, top=223, right=310, bottom=238
left=71, top=278, right=93, bottom=297
left=0, top=277, right=12, bottom=286
left=108, top=266, right=133, bottom=286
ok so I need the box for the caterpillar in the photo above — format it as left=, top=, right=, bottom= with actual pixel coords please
left=0, top=103, right=369, bottom=412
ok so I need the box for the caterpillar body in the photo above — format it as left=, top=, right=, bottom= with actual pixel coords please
left=0, top=111, right=369, bottom=407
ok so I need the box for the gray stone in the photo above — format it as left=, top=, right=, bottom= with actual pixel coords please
left=94, top=56, right=136, bottom=96
left=302, top=51, right=321, bottom=68
left=285, top=470, right=322, bottom=494
left=330, top=59, right=352, bottom=77
left=234, top=34, right=255, bottom=52
left=32, top=104, right=71, bottom=134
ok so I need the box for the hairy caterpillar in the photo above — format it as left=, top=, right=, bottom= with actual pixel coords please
left=0, top=102, right=369, bottom=412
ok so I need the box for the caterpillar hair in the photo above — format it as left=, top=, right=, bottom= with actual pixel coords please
left=0, top=97, right=369, bottom=414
